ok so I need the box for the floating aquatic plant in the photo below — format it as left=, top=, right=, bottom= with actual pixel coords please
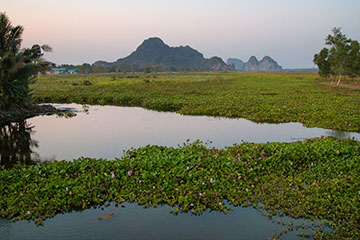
left=32, top=72, right=360, bottom=132
left=0, top=137, right=359, bottom=238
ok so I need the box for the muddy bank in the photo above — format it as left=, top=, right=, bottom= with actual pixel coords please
left=0, top=104, right=63, bottom=126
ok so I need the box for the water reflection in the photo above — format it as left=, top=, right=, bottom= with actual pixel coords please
left=0, top=121, right=40, bottom=168
left=1, top=104, right=359, bottom=165
left=0, top=202, right=326, bottom=240
left=30, top=104, right=360, bottom=161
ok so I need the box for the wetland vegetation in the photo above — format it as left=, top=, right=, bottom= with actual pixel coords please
left=1, top=137, right=359, bottom=239
left=33, top=72, right=360, bottom=132
left=2, top=63, right=360, bottom=239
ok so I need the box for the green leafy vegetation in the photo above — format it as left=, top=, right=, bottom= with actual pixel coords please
left=1, top=137, right=359, bottom=239
left=314, top=28, right=360, bottom=84
left=33, top=72, right=360, bottom=132
left=0, top=12, right=52, bottom=111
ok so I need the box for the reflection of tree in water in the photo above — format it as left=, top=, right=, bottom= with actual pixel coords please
left=0, top=121, right=40, bottom=168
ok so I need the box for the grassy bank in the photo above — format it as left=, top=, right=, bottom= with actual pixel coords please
left=32, top=72, right=360, bottom=132
left=1, top=137, right=359, bottom=238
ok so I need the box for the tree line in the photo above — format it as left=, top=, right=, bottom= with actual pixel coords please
left=58, top=63, right=223, bottom=74
left=314, top=28, right=360, bottom=85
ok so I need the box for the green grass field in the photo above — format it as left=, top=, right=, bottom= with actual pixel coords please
left=33, top=72, right=360, bottom=132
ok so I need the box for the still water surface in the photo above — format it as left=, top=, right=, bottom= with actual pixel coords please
left=1, top=103, right=358, bottom=165
left=1, top=104, right=355, bottom=239
left=0, top=202, right=316, bottom=240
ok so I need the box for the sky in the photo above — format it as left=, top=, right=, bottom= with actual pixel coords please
left=2, top=0, right=360, bottom=68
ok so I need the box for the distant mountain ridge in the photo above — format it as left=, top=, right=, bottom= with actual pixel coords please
left=95, top=37, right=233, bottom=72
left=227, top=58, right=245, bottom=70
left=227, top=56, right=282, bottom=72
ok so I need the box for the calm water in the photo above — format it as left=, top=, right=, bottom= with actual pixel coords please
left=0, top=103, right=358, bottom=166
left=1, top=103, right=354, bottom=239
left=0, top=202, right=322, bottom=240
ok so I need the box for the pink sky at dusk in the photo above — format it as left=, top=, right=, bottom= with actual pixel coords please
left=2, top=0, right=360, bottom=68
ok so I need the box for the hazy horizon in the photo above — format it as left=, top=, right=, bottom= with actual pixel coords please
left=3, top=0, right=360, bottom=68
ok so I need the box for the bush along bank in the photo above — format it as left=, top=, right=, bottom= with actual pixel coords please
left=0, top=104, right=74, bottom=126
left=0, top=137, right=359, bottom=239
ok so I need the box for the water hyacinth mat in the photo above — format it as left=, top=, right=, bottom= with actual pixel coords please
left=1, top=137, right=359, bottom=239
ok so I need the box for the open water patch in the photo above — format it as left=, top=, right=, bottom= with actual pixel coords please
left=0, top=106, right=352, bottom=239
left=0, top=202, right=329, bottom=240
left=0, top=103, right=358, bottom=165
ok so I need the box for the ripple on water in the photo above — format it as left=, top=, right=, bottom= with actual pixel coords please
left=0, top=203, right=331, bottom=240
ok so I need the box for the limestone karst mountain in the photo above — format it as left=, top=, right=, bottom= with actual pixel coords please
left=227, top=58, right=245, bottom=71
left=227, top=56, right=282, bottom=72
left=95, top=37, right=232, bottom=72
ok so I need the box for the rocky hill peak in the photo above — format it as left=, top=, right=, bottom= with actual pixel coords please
left=228, top=55, right=282, bottom=72
left=227, top=58, right=245, bottom=71
left=258, top=56, right=282, bottom=71
left=245, top=56, right=260, bottom=71
left=94, top=37, right=232, bottom=71
left=248, top=56, right=259, bottom=64
left=136, top=37, right=167, bottom=50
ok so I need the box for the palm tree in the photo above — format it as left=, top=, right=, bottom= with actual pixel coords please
left=0, top=12, right=52, bottom=110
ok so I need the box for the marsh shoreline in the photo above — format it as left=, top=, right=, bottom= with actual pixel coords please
left=0, top=104, right=63, bottom=126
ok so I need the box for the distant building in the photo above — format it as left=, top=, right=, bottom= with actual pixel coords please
left=67, top=69, right=80, bottom=74
left=49, top=68, right=80, bottom=75
left=51, top=68, right=67, bottom=74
